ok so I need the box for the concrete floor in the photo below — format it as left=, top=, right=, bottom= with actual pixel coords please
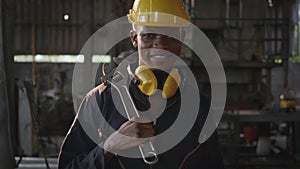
left=15, top=157, right=58, bottom=169
left=225, top=153, right=300, bottom=169
left=14, top=155, right=300, bottom=169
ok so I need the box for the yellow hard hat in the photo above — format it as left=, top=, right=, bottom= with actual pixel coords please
left=128, top=0, right=191, bottom=27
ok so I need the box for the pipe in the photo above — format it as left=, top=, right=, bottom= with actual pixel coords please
left=191, top=0, right=196, bottom=18
left=185, top=0, right=190, bottom=15
left=226, top=0, right=230, bottom=26
left=238, top=0, right=243, bottom=27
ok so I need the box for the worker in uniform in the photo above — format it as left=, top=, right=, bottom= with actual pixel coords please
left=58, top=0, right=225, bottom=168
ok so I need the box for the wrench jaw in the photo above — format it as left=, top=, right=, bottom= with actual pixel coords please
left=139, top=143, right=159, bottom=165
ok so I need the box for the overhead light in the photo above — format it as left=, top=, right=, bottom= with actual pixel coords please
left=268, top=0, right=273, bottom=7
left=92, top=55, right=111, bottom=63
left=63, top=14, right=69, bottom=21
left=14, top=55, right=84, bottom=63
left=13, top=55, right=112, bottom=63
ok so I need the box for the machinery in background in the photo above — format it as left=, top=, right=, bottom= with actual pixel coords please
left=280, top=88, right=297, bottom=112
left=17, top=70, right=75, bottom=157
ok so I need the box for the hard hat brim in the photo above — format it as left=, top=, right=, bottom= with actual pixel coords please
left=128, top=11, right=190, bottom=27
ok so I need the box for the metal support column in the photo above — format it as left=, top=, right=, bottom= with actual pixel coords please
left=0, top=0, right=14, bottom=167
left=282, top=0, right=292, bottom=88
left=266, top=68, right=272, bottom=103
left=73, top=0, right=95, bottom=110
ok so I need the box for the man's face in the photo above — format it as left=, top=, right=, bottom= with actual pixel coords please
left=130, top=26, right=183, bottom=71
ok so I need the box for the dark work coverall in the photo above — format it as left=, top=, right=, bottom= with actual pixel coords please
left=58, top=82, right=224, bottom=169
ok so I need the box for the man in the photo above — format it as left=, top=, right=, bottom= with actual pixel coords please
left=58, top=0, right=224, bottom=168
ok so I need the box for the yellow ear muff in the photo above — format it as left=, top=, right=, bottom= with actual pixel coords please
left=135, top=65, right=158, bottom=96
left=135, top=66, right=182, bottom=99
left=162, top=68, right=181, bottom=99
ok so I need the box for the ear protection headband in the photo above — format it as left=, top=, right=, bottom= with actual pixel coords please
left=134, top=65, right=181, bottom=99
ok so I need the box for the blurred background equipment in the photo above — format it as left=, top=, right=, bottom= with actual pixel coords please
left=280, top=88, right=297, bottom=112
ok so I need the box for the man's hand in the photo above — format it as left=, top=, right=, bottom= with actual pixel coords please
left=103, top=117, right=155, bottom=154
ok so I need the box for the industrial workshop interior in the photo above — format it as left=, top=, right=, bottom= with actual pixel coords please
left=1, top=0, right=300, bottom=169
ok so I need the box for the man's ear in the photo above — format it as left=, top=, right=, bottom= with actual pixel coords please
left=130, top=30, right=138, bottom=48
